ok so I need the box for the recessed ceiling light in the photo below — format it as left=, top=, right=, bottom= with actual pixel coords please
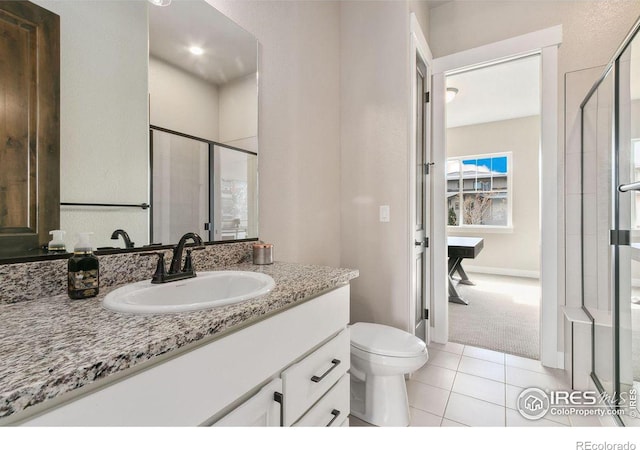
left=189, top=46, right=204, bottom=56
left=148, top=0, right=171, bottom=6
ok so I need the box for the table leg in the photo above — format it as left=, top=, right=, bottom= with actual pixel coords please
left=455, top=263, right=475, bottom=286
left=448, top=257, right=468, bottom=305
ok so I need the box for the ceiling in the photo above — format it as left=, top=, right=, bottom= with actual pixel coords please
left=149, top=0, right=257, bottom=86
left=446, top=54, right=541, bottom=128
left=425, top=1, right=452, bottom=9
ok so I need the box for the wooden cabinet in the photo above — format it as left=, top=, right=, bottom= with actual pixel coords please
left=19, top=286, right=350, bottom=426
left=0, top=1, right=60, bottom=256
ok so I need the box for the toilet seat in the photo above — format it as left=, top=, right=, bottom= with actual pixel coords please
left=350, top=322, right=426, bottom=358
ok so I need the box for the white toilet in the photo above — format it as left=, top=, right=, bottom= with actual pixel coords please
left=349, top=322, right=428, bottom=427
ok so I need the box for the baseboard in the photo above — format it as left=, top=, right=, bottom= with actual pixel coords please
left=464, top=265, right=540, bottom=279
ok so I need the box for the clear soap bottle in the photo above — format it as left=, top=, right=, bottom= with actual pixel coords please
left=68, top=232, right=99, bottom=299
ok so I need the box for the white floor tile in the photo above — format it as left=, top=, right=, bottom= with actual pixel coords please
left=463, top=346, right=505, bottom=365
left=452, top=372, right=505, bottom=406
left=409, top=407, right=442, bottom=427
left=505, top=384, right=570, bottom=425
left=406, top=379, right=451, bottom=417
left=411, top=364, right=457, bottom=391
left=505, top=354, right=547, bottom=373
left=444, top=392, right=506, bottom=427
left=505, top=384, right=524, bottom=410
left=428, top=341, right=465, bottom=355
left=506, top=366, right=561, bottom=390
left=458, top=356, right=505, bottom=382
left=348, top=415, right=373, bottom=427
left=506, top=409, right=565, bottom=427
left=427, top=348, right=462, bottom=371
left=441, top=418, right=467, bottom=427
left=568, top=413, right=602, bottom=427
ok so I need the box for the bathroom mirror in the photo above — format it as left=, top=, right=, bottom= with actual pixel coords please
left=0, top=0, right=258, bottom=261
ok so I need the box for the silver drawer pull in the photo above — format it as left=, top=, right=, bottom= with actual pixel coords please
left=310, top=358, right=341, bottom=383
left=326, top=409, right=341, bottom=427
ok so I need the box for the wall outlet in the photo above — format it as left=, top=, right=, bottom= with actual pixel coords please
left=379, top=205, right=390, bottom=222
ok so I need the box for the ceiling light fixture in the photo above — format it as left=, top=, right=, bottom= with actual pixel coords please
left=446, top=87, right=459, bottom=103
left=189, top=46, right=204, bottom=56
left=148, top=0, right=171, bottom=6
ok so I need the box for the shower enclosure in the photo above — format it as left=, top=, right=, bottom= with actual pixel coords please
left=581, top=17, right=640, bottom=426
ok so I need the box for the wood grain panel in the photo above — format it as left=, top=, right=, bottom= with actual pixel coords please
left=0, top=1, right=59, bottom=256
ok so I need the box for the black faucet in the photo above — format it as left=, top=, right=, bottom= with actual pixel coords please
left=169, top=232, right=204, bottom=274
left=142, top=232, right=204, bottom=284
left=111, top=229, right=135, bottom=248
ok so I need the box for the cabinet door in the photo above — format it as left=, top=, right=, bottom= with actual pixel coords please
left=213, top=378, right=282, bottom=427
left=0, top=2, right=59, bottom=256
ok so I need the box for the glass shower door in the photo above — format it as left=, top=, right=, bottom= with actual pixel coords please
left=582, top=67, right=616, bottom=399
left=615, top=33, right=640, bottom=426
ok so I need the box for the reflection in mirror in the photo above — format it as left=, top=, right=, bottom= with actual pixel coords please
left=150, top=129, right=258, bottom=244
left=0, top=0, right=258, bottom=261
left=148, top=0, right=258, bottom=150
left=213, top=145, right=258, bottom=241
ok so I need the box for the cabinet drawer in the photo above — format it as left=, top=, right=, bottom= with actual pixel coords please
left=293, top=374, right=349, bottom=427
left=282, top=328, right=350, bottom=425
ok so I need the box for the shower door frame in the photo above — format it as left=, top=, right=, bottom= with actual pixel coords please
left=579, top=16, right=640, bottom=426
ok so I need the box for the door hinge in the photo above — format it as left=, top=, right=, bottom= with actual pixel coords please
left=424, top=309, right=429, bottom=320
left=425, top=92, right=430, bottom=103
left=425, top=237, right=429, bottom=248
left=204, top=222, right=212, bottom=231
left=424, top=162, right=434, bottom=175
left=610, top=229, right=630, bottom=246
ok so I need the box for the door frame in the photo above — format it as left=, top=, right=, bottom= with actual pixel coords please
left=430, top=26, right=564, bottom=368
left=408, top=14, right=433, bottom=341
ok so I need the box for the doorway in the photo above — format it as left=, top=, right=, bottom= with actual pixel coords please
left=430, top=26, right=562, bottom=368
left=445, top=55, right=542, bottom=359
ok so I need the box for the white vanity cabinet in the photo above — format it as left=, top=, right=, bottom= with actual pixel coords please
left=19, top=285, right=350, bottom=427
left=213, top=379, right=283, bottom=426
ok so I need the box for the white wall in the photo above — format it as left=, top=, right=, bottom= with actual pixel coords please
left=447, top=116, right=541, bottom=276
left=219, top=72, right=258, bottom=151
left=33, top=0, right=149, bottom=250
left=149, top=56, right=220, bottom=142
left=340, top=1, right=412, bottom=330
left=209, top=0, right=429, bottom=332
left=207, top=0, right=342, bottom=267
left=430, top=0, right=640, bottom=358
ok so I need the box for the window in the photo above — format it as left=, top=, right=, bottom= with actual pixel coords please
left=447, top=153, right=512, bottom=228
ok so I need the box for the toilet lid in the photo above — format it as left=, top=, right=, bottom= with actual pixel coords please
left=350, top=322, right=426, bottom=358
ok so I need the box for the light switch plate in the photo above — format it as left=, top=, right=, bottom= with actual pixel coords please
left=379, top=205, right=390, bottom=222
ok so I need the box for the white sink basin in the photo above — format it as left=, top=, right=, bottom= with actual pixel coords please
left=103, top=271, right=276, bottom=314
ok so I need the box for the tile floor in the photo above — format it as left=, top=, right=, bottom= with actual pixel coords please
left=350, top=342, right=603, bottom=427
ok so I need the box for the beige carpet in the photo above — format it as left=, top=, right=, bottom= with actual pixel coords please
left=448, top=273, right=540, bottom=360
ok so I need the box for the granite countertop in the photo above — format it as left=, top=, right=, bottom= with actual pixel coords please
left=0, top=261, right=358, bottom=422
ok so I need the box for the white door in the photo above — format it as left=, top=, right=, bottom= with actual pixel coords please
left=413, top=49, right=431, bottom=343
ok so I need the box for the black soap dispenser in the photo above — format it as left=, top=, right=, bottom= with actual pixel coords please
left=68, top=232, right=100, bottom=299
